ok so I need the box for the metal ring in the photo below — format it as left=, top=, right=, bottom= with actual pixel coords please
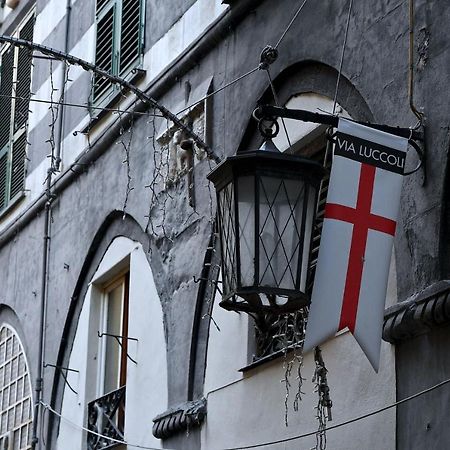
left=258, top=117, right=280, bottom=138
left=326, top=126, right=337, bottom=143
left=403, top=139, right=424, bottom=176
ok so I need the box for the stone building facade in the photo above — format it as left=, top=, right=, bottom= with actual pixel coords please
left=0, top=0, right=446, bottom=449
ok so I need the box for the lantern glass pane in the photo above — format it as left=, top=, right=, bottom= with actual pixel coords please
left=237, top=175, right=255, bottom=286
left=218, top=182, right=237, bottom=294
left=258, top=176, right=307, bottom=291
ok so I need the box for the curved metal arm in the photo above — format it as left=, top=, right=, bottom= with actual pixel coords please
left=0, top=35, right=221, bottom=164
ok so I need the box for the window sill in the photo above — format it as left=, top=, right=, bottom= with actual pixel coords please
left=239, top=329, right=351, bottom=373
left=0, top=191, right=25, bottom=222
left=239, top=345, right=301, bottom=373
left=83, top=68, right=146, bottom=131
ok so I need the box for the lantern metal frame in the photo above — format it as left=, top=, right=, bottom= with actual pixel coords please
left=208, top=148, right=325, bottom=316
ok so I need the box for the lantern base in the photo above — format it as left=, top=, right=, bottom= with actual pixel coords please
left=219, top=289, right=310, bottom=315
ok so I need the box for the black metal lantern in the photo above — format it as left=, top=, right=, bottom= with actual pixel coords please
left=207, top=140, right=325, bottom=315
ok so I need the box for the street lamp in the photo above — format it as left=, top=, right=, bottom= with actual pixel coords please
left=207, top=133, right=325, bottom=316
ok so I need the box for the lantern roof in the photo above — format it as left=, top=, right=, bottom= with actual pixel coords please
left=207, top=150, right=326, bottom=191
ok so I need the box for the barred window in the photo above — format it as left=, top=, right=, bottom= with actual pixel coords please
left=87, top=273, right=129, bottom=450
left=0, top=325, right=33, bottom=450
left=0, top=13, right=34, bottom=213
left=93, top=0, right=145, bottom=104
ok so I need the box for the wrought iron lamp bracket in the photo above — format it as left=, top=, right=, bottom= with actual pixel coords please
left=253, top=105, right=426, bottom=179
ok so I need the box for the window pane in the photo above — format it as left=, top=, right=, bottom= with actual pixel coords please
left=0, top=326, right=33, bottom=449
left=259, top=176, right=307, bottom=290
left=104, top=283, right=124, bottom=394
left=238, top=176, right=255, bottom=286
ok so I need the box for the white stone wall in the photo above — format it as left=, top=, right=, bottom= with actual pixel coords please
left=56, top=237, right=168, bottom=450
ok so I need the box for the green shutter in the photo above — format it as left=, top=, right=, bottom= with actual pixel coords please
left=93, top=0, right=143, bottom=105
left=14, top=15, right=34, bottom=133
left=0, top=153, right=7, bottom=210
left=9, top=133, right=26, bottom=200
left=119, top=0, right=142, bottom=75
left=0, top=47, right=14, bottom=152
left=0, top=13, right=34, bottom=211
left=94, top=4, right=116, bottom=102
left=97, top=0, right=111, bottom=12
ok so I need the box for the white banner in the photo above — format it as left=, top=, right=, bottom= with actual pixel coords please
left=303, top=118, right=407, bottom=371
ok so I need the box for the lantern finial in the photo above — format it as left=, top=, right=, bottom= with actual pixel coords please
left=259, top=138, right=280, bottom=153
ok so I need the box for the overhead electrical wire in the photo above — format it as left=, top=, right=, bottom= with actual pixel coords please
left=223, top=376, right=450, bottom=449
left=0, top=93, right=162, bottom=117
left=41, top=402, right=172, bottom=450
left=177, top=0, right=311, bottom=117
left=42, top=375, right=450, bottom=450
left=175, top=66, right=259, bottom=116
left=274, top=0, right=309, bottom=49
left=332, top=0, right=353, bottom=114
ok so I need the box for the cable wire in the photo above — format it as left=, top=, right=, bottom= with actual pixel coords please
left=332, top=0, right=353, bottom=114
left=274, top=0, right=309, bottom=49
left=265, top=68, right=292, bottom=147
left=177, top=0, right=310, bottom=118
left=44, top=375, right=450, bottom=450
left=176, top=66, right=259, bottom=116
left=41, top=402, right=170, bottom=450
left=0, top=93, right=162, bottom=117
left=223, top=376, right=450, bottom=449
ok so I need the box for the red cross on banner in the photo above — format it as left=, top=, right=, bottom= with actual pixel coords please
left=304, top=119, right=408, bottom=371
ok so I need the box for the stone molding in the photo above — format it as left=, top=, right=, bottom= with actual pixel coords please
left=152, top=398, right=207, bottom=439
left=383, top=280, right=450, bottom=343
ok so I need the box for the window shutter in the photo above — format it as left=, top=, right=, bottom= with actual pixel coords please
left=0, top=47, right=14, bottom=210
left=119, top=0, right=141, bottom=75
left=0, top=154, right=7, bottom=211
left=9, top=133, right=26, bottom=200
left=97, top=0, right=110, bottom=11
left=14, top=15, right=34, bottom=133
left=94, top=5, right=115, bottom=102
left=0, top=47, right=14, bottom=152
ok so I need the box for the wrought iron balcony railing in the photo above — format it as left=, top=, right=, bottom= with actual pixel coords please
left=87, top=386, right=126, bottom=450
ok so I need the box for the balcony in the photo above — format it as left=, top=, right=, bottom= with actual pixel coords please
left=87, top=386, right=126, bottom=450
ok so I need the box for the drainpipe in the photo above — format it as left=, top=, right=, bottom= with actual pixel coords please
left=31, top=1, right=71, bottom=448
left=31, top=169, right=55, bottom=450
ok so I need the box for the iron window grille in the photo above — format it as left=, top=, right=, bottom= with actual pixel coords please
left=0, top=13, right=34, bottom=213
left=87, top=386, right=126, bottom=450
left=93, top=0, right=145, bottom=105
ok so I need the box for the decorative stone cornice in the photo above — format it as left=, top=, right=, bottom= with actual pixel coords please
left=383, top=280, right=450, bottom=343
left=152, top=398, right=207, bottom=439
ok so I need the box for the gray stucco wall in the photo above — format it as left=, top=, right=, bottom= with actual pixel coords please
left=0, top=0, right=448, bottom=448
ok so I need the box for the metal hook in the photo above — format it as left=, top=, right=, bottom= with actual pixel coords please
left=192, top=276, right=223, bottom=295
left=97, top=331, right=138, bottom=365
left=44, top=363, right=79, bottom=395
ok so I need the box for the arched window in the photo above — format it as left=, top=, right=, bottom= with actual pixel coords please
left=0, top=325, right=33, bottom=449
